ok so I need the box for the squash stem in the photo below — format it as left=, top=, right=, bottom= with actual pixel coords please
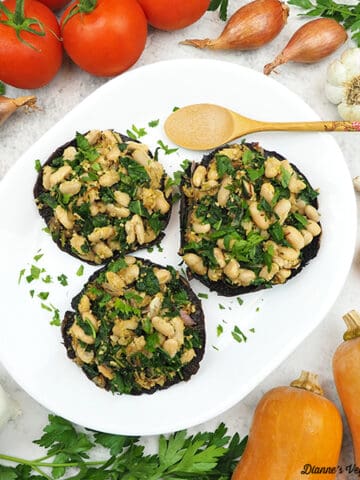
left=342, top=310, right=360, bottom=341
left=290, top=370, right=324, bottom=395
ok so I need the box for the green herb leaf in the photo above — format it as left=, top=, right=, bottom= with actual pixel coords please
left=126, top=124, right=147, bottom=139
left=216, top=154, right=235, bottom=177
left=157, top=140, right=178, bottom=155
left=57, top=274, right=68, bottom=286
left=37, top=291, right=49, bottom=300
left=34, top=159, right=42, bottom=173
left=148, top=119, right=159, bottom=128
left=0, top=81, right=5, bottom=95
left=217, top=324, right=224, bottom=336
left=198, top=293, right=208, bottom=299
left=76, top=265, right=84, bottom=276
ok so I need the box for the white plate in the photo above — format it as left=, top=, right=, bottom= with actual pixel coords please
left=0, top=59, right=356, bottom=436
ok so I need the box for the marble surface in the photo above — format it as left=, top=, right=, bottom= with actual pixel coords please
left=1, top=1, right=360, bottom=477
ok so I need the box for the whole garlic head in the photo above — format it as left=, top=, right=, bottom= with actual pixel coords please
left=325, top=48, right=360, bottom=121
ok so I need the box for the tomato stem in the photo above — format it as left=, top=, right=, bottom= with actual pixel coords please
left=0, top=0, right=45, bottom=50
left=61, top=0, right=97, bottom=27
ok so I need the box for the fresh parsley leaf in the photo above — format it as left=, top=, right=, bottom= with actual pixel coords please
left=231, top=325, right=247, bottom=343
left=217, top=324, right=224, bottom=336
left=50, top=308, right=61, bottom=327
left=38, top=291, right=49, bottom=300
left=148, top=119, right=159, bottom=128
left=216, top=154, right=235, bottom=177
left=280, top=166, right=292, bottom=188
left=157, top=140, right=178, bottom=155
left=76, top=265, right=84, bottom=276
left=126, top=124, right=147, bottom=139
left=57, top=274, right=68, bottom=286
left=34, top=159, right=42, bottom=173
left=198, top=293, right=208, bottom=299
left=0, top=466, right=17, bottom=480
left=18, top=268, right=25, bottom=284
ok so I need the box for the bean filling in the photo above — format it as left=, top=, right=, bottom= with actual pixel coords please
left=180, top=142, right=321, bottom=290
left=35, top=130, right=172, bottom=264
left=63, top=256, right=205, bottom=395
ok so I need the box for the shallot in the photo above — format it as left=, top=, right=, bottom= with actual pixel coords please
left=180, top=0, right=289, bottom=51
left=264, top=18, right=347, bottom=75
left=0, top=95, right=37, bottom=126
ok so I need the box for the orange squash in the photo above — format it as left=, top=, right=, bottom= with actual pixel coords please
left=333, top=310, right=360, bottom=467
left=232, top=371, right=343, bottom=480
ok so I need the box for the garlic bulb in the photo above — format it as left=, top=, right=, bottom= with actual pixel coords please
left=325, top=48, right=360, bottom=121
left=0, top=383, right=20, bottom=429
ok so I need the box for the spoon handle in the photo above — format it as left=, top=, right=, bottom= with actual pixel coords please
left=252, top=120, right=360, bottom=133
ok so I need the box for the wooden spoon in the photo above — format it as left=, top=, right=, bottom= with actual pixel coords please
left=164, top=103, right=360, bottom=150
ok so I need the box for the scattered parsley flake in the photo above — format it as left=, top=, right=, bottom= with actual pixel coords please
left=212, top=345, right=219, bottom=351
left=42, top=274, right=52, bottom=284
left=172, top=106, right=180, bottom=112
left=198, top=293, right=208, bottom=299
left=76, top=265, right=84, bottom=276
left=50, top=308, right=61, bottom=327
left=237, top=297, right=244, bottom=306
left=38, top=291, right=49, bottom=300
left=249, top=327, right=256, bottom=333
left=18, top=268, right=25, bottom=284
left=218, top=304, right=225, bottom=310
left=148, top=119, right=159, bottom=128
left=157, top=140, right=178, bottom=155
left=34, top=159, right=42, bottom=172
left=57, top=274, right=68, bottom=286
left=33, top=253, right=44, bottom=262
left=42, top=227, right=51, bottom=234
left=29, top=289, right=35, bottom=298
left=147, top=246, right=154, bottom=253
left=157, top=244, right=164, bottom=252
left=217, top=324, right=224, bottom=337
left=256, top=307, right=260, bottom=312
left=126, top=124, right=147, bottom=139
left=231, top=325, right=248, bottom=343
left=41, top=303, right=52, bottom=312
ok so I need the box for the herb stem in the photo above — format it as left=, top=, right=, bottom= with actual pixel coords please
left=32, top=465, right=53, bottom=480
left=0, top=453, right=105, bottom=468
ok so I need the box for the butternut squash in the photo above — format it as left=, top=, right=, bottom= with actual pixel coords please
left=333, top=310, right=360, bottom=467
left=232, top=371, right=343, bottom=480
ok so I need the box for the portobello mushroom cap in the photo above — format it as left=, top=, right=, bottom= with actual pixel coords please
left=179, top=142, right=321, bottom=296
left=34, top=130, right=172, bottom=265
left=62, top=256, right=206, bottom=395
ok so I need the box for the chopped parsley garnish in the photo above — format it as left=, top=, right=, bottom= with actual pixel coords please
left=38, top=291, right=49, bottom=300
left=217, top=324, right=224, bottom=336
left=237, top=297, right=244, bottom=306
left=198, top=293, right=208, bottom=299
left=157, top=140, right=178, bottom=155
left=148, top=119, right=159, bottom=127
left=231, top=325, right=248, bottom=343
left=76, top=265, right=84, bottom=276
left=34, top=159, right=42, bottom=172
left=57, top=274, right=68, bottom=286
left=126, top=124, right=147, bottom=139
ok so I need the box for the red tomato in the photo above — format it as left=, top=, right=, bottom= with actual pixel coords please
left=61, top=0, right=147, bottom=77
left=37, top=0, right=70, bottom=10
left=0, top=0, right=63, bottom=89
left=137, top=0, right=210, bottom=31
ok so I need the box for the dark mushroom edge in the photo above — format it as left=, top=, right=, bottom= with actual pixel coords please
left=61, top=256, right=206, bottom=395
left=34, top=130, right=173, bottom=265
left=179, top=142, right=321, bottom=296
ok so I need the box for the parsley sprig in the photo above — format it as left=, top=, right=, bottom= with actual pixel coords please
left=288, top=0, right=360, bottom=46
left=0, top=415, right=247, bottom=479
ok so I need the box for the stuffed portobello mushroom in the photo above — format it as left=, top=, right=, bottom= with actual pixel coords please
left=34, top=130, right=172, bottom=264
left=62, top=256, right=205, bottom=395
left=180, top=142, right=321, bottom=296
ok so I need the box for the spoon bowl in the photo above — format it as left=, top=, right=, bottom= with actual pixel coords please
left=164, top=103, right=360, bottom=151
